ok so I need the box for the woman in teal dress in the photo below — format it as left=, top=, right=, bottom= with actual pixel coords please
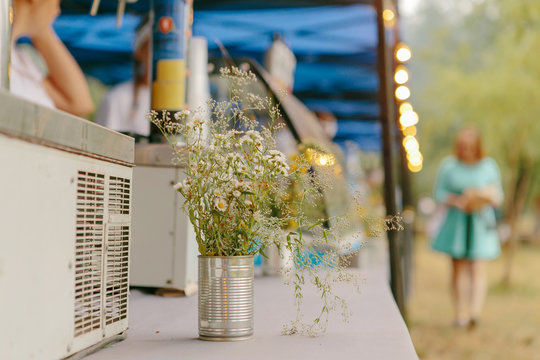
left=432, top=127, right=503, bottom=328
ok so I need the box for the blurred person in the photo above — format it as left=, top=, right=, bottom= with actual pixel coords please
left=314, top=110, right=338, bottom=141
left=95, top=17, right=151, bottom=140
left=10, top=0, right=94, bottom=117
left=432, top=126, right=503, bottom=329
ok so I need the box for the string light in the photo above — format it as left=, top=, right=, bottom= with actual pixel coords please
left=395, top=43, right=412, bottom=62
left=403, top=136, right=419, bottom=152
left=394, top=66, right=409, bottom=84
left=408, top=162, right=422, bottom=172
left=383, top=9, right=395, bottom=22
left=395, top=85, right=411, bottom=101
left=402, top=126, right=417, bottom=137
left=399, top=110, right=419, bottom=127
left=407, top=151, right=423, bottom=166
left=399, top=102, right=413, bottom=114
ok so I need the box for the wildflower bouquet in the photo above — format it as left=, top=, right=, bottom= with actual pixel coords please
left=147, top=66, right=376, bottom=336
left=148, top=68, right=294, bottom=257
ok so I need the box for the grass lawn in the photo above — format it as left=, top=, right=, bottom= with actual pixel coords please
left=407, top=235, right=540, bottom=360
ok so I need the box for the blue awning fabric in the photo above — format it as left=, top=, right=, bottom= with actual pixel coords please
left=54, top=1, right=382, bottom=150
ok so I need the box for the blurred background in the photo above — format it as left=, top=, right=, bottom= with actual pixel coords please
left=15, top=0, right=540, bottom=358
left=402, top=1, right=540, bottom=359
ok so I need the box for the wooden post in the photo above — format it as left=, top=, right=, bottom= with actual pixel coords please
left=374, top=0, right=406, bottom=317
left=392, top=0, right=414, bottom=303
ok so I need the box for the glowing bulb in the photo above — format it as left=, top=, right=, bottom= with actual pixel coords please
left=395, top=43, right=412, bottom=62
left=383, top=9, right=395, bottom=22
left=399, top=102, right=413, bottom=114
left=407, top=152, right=423, bottom=166
left=402, top=126, right=417, bottom=137
left=316, top=154, right=335, bottom=166
left=394, top=66, right=409, bottom=84
left=395, top=85, right=411, bottom=101
left=399, top=110, right=419, bottom=127
left=403, top=136, right=419, bottom=152
left=408, top=162, right=422, bottom=172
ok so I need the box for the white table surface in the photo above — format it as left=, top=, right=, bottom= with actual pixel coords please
left=86, top=242, right=418, bottom=360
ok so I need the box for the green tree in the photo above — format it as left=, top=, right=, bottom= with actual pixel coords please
left=406, top=0, right=540, bottom=284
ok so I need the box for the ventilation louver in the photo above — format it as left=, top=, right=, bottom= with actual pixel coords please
left=74, top=171, right=131, bottom=337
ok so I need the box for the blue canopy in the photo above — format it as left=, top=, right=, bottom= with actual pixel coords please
left=54, top=1, right=382, bottom=150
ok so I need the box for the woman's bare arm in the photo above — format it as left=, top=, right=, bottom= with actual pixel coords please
left=32, top=27, right=94, bottom=117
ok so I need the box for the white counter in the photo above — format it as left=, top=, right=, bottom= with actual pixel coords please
left=86, top=241, right=418, bottom=360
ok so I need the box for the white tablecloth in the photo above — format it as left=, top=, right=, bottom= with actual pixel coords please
left=86, top=246, right=418, bottom=360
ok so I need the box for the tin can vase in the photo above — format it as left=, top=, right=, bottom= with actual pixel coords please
left=198, top=255, right=254, bottom=341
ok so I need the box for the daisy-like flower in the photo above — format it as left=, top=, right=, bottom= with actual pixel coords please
left=215, top=197, right=228, bottom=212
left=174, top=109, right=190, bottom=120
left=235, top=178, right=245, bottom=187
left=239, top=164, right=248, bottom=173
left=233, top=190, right=241, bottom=198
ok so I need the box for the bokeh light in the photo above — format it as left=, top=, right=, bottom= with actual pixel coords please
left=408, top=162, right=422, bottom=172
left=383, top=9, right=395, bottom=22
left=395, top=85, right=411, bottom=100
left=399, top=110, right=419, bottom=127
left=399, top=102, right=413, bottom=114
left=403, top=136, right=419, bottom=152
left=394, top=66, right=409, bottom=84
left=396, top=43, right=412, bottom=62
left=403, top=126, right=417, bottom=137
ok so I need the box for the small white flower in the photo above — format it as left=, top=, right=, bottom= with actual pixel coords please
left=173, top=182, right=183, bottom=191
left=244, top=199, right=253, bottom=207
left=215, top=197, right=228, bottom=212
left=174, top=109, right=190, bottom=120
left=219, top=173, right=231, bottom=182
left=233, top=190, right=241, bottom=198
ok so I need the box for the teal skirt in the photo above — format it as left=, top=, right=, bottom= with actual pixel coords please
left=431, top=207, right=500, bottom=260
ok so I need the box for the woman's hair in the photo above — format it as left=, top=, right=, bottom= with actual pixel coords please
left=454, top=126, right=485, bottom=161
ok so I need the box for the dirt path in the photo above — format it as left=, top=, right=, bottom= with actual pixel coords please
left=408, top=236, right=540, bottom=360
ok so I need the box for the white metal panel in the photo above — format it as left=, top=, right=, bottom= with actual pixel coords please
left=0, top=133, right=132, bottom=359
left=0, top=134, right=79, bottom=360
left=130, top=166, right=175, bottom=287
left=130, top=166, right=198, bottom=294
left=172, top=169, right=198, bottom=295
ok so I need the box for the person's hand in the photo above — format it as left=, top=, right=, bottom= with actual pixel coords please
left=464, top=186, right=500, bottom=212
left=446, top=194, right=468, bottom=211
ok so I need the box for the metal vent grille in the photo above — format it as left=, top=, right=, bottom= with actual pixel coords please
left=105, top=225, right=130, bottom=325
left=74, top=171, right=105, bottom=337
left=109, top=176, right=130, bottom=215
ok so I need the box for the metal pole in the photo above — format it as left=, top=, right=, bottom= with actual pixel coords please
left=391, top=0, right=415, bottom=302
left=374, top=0, right=406, bottom=317
left=0, top=0, right=12, bottom=90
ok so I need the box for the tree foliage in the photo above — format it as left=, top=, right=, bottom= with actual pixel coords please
left=406, top=0, right=540, bottom=283
left=407, top=0, right=540, bottom=208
